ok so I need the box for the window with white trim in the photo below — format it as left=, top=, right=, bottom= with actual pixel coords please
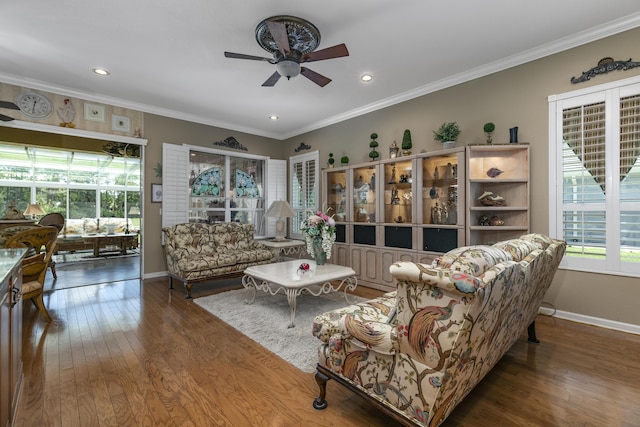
left=549, top=76, right=640, bottom=276
left=289, top=151, right=319, bottom=239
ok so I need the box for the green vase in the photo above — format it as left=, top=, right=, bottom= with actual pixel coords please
left=312, top=237, right=327, bottom=265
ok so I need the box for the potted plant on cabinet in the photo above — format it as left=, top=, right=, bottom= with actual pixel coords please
left=369, top=133, right=380, bottom=161
left=483, top=122, right=495, bottom=144
left=433, top=122, right=461, bottom=149
left=401, top=129, right=412, bottom=155
left=327, top=153, right=335, bottom=168
left=340, top=155, right=349, bottom=166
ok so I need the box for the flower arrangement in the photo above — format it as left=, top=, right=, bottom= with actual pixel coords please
left=300, top=208, right=336, bottom=259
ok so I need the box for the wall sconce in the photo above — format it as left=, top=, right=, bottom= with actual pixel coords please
left=265, top=200, right=295, bottom=241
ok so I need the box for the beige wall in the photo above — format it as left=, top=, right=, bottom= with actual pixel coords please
left=283, top=27, right=640, bottom=326
left=141, top=114, right=284, bottom=276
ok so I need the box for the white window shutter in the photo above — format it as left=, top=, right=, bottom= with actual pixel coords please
left=161, top=143, right=189, bottom=228
left=264, top=159, right=287, bottom=238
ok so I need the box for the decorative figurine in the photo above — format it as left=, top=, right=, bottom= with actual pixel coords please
left=391, top=186, right=400, bottom=205
left=486, top=167, right=504, bottom=178
left=389, top=140, right=399, bottom=159
left=478, top=191, right=506, bottom=206
left=389, top=166, right=397, bottom=184
left=57, top=98, right=76, bottom=128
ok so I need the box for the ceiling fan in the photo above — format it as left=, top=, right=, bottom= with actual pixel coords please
left=0, top=100, right=19, bottom=122
left=224, top=15, right=349, bottom=87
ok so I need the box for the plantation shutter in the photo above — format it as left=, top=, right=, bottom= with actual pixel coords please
left=289, top=151, right=319, bottom=238
left=161, top=143, right=189, bottom=229
left=619, top=94, right=640, bottom=252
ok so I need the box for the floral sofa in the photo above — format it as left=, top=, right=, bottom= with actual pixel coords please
left=162, top=222, right=273, bottom=299
left=312, top=234, right=566, bottom=426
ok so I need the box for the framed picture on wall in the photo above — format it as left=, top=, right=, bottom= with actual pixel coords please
left=112, top=114, right=131, bottom=132
left=83, top=103, right=105, bottom=122
left=151, top=183, right=162, bottom=203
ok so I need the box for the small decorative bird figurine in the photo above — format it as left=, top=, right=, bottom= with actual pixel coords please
left=486, top=167, right=503, bottom=178
left=407, top=300, right=458, bottom=356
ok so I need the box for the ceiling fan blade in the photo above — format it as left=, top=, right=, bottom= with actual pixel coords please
left=262, top=71, right=282, bottom=87
left=0, top=113, right=15, bottom=122
left=0, top=101, right=20, bottom=110
left=303, top=44, right=349, bottom=62
left=224, top=52, right=273, bottom=62
left=266, top=20, right=290, bottom=55
left=300, top=67, right=332, bottom=87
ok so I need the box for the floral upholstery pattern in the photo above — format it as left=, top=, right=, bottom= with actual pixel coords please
left=312, top=234, right=566, bottom=426
left=162, top=222, right=273, bottom=298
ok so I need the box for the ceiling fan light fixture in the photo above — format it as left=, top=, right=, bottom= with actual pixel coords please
left=276, top=60, right=300, bottom=80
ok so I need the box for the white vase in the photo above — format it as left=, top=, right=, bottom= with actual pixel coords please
left=443, top=141, right=456, bottom=149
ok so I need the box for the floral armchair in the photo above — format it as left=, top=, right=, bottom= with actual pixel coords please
left=312, top=234, right=566, bottom=426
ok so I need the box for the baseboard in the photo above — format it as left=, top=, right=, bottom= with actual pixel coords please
left=539, top=307, right=640, bottom=335
left=144, top=271, right=167, bottom=280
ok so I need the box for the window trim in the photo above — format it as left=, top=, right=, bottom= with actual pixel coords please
left=548, top=74, right=640, bottom=277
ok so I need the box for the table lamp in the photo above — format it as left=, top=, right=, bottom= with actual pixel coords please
left=24, top=203, right=45, bottom=220
left=265, top=200, right=295, bottom=241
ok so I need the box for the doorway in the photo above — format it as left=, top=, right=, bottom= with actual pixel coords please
left=0, top=127, right=145, bottom=291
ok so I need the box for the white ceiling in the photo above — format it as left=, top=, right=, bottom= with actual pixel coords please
left=2, top=1, right=640, bottom=140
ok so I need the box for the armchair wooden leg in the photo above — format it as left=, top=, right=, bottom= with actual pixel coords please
left=50, top=260, right=58, bottom=280
left=313, top=368, right=330, bottom=410
left=32, top=293, right=52, bottom=322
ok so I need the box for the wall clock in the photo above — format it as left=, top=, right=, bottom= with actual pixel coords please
left=16, top=92, right=53, bottom=119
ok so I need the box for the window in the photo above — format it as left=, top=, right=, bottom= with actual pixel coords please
left=0, top=143, right=141, bottom=222
left=549, top=76, right=640, bottom=276
left=289, top=151, right=319, bottom=238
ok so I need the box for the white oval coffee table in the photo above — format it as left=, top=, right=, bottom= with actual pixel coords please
left=242, top=259, right=358, bottom=328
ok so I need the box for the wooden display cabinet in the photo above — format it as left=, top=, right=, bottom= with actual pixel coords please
left=466, top=144, right=530, bottom=245
left=418, top=148, right=466, bottom=254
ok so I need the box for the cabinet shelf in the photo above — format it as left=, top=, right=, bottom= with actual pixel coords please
left=467, top=145, right=529, bottom=245
left=469, top=206, right=528, bottom=211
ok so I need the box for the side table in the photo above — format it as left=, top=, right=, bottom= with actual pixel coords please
left=259, top=239, right=306, bottom=261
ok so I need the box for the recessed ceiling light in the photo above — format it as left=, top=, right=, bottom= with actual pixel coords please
left=92, top=68, right=110, bottom=76
left=269, top=115, right=279, bottom=120
left=361, top=74, right=373, bottom=82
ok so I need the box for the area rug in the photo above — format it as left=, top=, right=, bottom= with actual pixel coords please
left=194, top=288, right=366, bottom=373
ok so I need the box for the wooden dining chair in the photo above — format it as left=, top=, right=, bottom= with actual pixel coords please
left=38, top=213, right=65, bottom=279
left=5, top=226, right=58, bottom=322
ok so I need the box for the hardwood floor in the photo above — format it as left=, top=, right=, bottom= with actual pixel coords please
left=15, top=276, right=640, bottom=427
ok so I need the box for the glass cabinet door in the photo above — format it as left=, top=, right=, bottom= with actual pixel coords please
left=352, top=165, right=377, bottom=223
left=382, top=159, right=413, bottom=224
left=421, top=154, right=460, bottom=225
left=325, top=168, right=348, bottom=222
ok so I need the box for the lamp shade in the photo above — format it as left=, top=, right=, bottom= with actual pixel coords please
left=265, top=200, right=295, bottom=218
left=24, top=203, right=45, bottom=217
left=265, top=200, right=295, bottom=241
left=128, top=206, right=141, bottom=215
